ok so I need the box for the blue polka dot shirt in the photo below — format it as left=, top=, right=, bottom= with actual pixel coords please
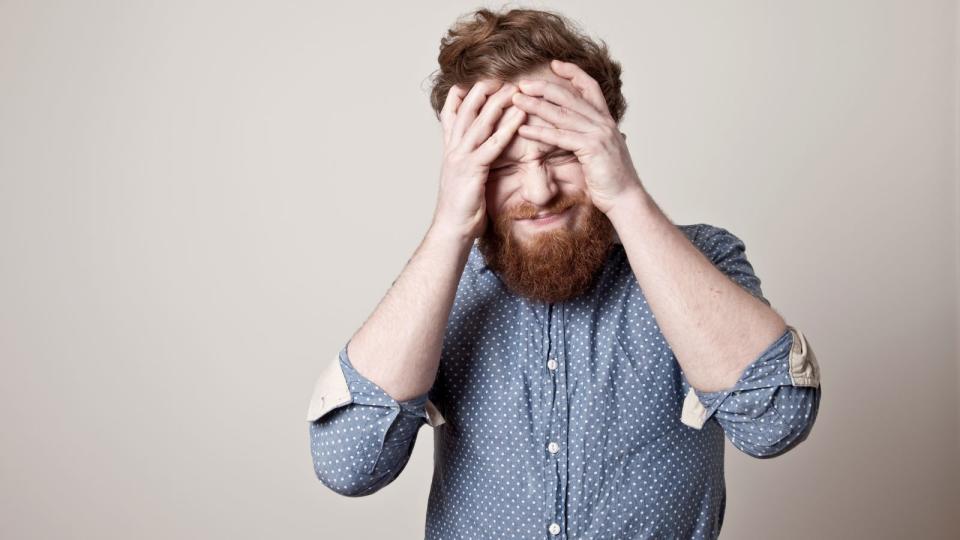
left=309, top=223, right=822, bottom=539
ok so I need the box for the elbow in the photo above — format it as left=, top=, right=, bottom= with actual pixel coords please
left=733, top=386, right=821, bottom=459
left=312, top=451, right=408, bottom=497
left=734, top=421, right=814, bottom=459
left=312, top=458, right=383, bottom=498
left=309, top=417, right=413, bottom=497
left=309, top=420, right=387, bottom=497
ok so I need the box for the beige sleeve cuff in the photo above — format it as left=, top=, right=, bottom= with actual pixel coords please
left=786, top=325, right=820, bottom=387
left=679, top=325, right=821, bottom=430
left=306, top=354, right=447, bottom=428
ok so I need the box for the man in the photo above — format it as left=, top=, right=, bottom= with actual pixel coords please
left=307, top=7, right=821, bottom=539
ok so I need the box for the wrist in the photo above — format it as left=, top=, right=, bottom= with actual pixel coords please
left=604, top=184, right=654, bottom=226
left=427, top=220, right=475, bottom=250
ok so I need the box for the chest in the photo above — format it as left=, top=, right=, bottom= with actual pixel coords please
left=435, top=272, right=686, bottom=453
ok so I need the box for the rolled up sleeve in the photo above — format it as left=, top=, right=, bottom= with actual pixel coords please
left=680, top=325, right=822, bottom=458
left=307, top=341, right=446, bottom=496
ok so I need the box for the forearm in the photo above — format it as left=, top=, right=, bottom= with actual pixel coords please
left=606, top=187, right=787, bottom=392
left=346, top=225, right=472, bottom=402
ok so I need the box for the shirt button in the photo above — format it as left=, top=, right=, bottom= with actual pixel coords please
left=548, top=522, right=561, bottom=535
left=547, top=358, right=558, bottom=370
left=547, top=441, right=560, bottom=454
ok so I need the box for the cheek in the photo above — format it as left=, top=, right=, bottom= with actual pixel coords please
left=555, top=162, right=586, bottom=184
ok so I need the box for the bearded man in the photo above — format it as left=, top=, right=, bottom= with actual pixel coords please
left=307, top=7, right=821, bottom=539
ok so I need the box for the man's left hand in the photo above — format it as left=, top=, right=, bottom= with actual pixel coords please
left=511, top=59, right=644, bottom=215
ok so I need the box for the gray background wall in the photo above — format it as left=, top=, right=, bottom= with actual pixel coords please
left=1, top=1, right=957, bottom=538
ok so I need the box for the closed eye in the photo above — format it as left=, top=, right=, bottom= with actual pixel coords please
left=491, top=152, right=575, bottom=173
left=547, top=152, right=577, bottom=164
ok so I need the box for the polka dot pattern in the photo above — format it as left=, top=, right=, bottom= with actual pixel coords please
left=310, top=223, right=821, bottom=538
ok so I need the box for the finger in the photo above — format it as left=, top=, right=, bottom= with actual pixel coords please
left=549, top=59, right=611, bottom=117
left=460, top=82, right=519, bottom=150
left=440, top=84, right=468, bottom=146
left=451, top=79, right=503, bottom=148
left=516, top=123, right=586, bottom=153
left=511, top=92, right=595, bottom=133
left=516, top=79, right=608, bottom=124
left=474, top=106, right=526, bottom=164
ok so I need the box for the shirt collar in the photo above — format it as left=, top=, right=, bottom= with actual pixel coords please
left=468, top=240, right=490, bottom=274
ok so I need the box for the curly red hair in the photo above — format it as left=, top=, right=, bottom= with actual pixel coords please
left=427, top=7, right=627, bottom=124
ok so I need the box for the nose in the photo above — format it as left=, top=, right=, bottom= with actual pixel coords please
left=519, top=163, right=559, bottom=208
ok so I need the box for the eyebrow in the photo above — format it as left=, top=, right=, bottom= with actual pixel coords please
left=491, top=147, right=570, bottom=167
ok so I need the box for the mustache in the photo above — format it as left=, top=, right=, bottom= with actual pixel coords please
left=507, top=194, right=583, bottom=220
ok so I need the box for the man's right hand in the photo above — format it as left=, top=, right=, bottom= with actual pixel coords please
left=431, top=79, right=526, bottom=242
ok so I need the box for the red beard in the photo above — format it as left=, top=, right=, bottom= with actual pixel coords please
left=477, top=191, right=616, bottom=304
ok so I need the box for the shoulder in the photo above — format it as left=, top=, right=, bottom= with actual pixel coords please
left=678, top=222, right=748, bottom=261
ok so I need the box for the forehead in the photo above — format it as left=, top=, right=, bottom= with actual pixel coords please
left=491, top=66, right=576, bottom=166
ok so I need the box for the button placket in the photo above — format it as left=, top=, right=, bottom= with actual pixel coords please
left=543, top=302, right=569, bottom=539
left=542, top=302, right=565, bottom=539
